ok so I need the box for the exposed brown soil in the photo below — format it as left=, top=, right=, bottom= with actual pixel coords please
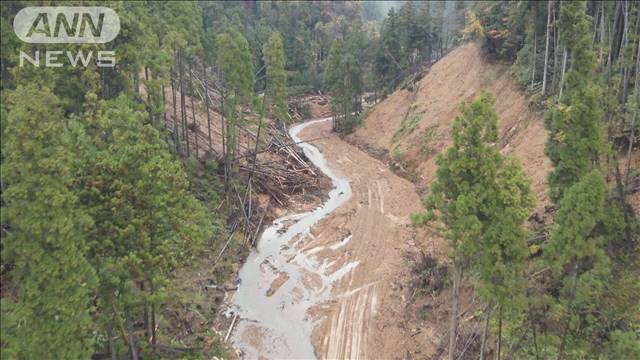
left=293, top=120, right=455, bottom=359
left=349, top=42, right=553, bottom=213
left=308, top=41, right=557, bottom=359
left=266, top=270, right=290, bottom=297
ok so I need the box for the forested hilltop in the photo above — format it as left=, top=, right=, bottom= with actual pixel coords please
left=1, top=1, right=639, bottom=360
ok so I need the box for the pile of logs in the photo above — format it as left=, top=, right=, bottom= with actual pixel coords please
left=288, top=93, right=331, bottom=122
left=240, top=123, right=318, bottom=206
left=162, top=56, right=327, bottom=251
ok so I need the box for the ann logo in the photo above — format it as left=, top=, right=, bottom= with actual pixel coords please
left=14, top=7, right=120, bottom=44
left=27, top=12, right=105, bottom=39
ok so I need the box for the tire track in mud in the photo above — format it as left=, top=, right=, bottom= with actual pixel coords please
left=300, top=120, right=426, bottom=360
left=229, top=118, right=426, bottom=359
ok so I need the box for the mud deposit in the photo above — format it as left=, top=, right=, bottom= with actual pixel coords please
left=228, top=118, right=353, bottom=359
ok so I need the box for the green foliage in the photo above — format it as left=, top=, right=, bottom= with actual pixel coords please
left=606, top=330, right=640, bottom=359
left=1, top=4, right=220, bottom=357
left=420, top=124, right=440, bottom=156
left=325, top=23, right=372, bottom=133
left=201, top=1, right=362, bottom=93
left=544, top=171, right=608, bottom=276
left=411, top=92, right=534, bottom=360
left=392, top=111, right=422, bottom=144
left=374, top=2, right=455, bottom=93
left=1, top=85, right=97, bottom=359
left=544, top=1, right=605, bottom=202
left=540, top=170, right=621, bottom=358
left=263, top=32, right=288, bottom=122
left=77, top=95, right=212, bottom=303
left=216, top=29, right=254, bottom=183
left=216, top=30, right=254, bottom=103
left=475, top=1, right=541, bottom=60
left=475, top=154, right=534, bottom=306
left=412, top=92, right=534, bottom=310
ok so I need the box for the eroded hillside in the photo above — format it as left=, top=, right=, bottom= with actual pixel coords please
left=350, top=42, right=552, bottom=210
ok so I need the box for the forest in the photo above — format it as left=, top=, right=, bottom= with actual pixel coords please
left=0, top=1, right=638, bottom=360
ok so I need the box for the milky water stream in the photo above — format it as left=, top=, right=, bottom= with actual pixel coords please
left=228, top=117, right=354, bottom=359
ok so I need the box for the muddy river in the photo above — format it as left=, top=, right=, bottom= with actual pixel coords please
left=228, top=117, right=354, bottom=359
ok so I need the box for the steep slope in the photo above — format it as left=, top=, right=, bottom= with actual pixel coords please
left=351, top=42, right=552, bottom=209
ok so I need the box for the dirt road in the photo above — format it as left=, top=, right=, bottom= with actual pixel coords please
left=297, top=120, right=435, bottom=359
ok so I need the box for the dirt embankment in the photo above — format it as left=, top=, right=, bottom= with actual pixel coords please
left=350, top=42, right=552, bottom=212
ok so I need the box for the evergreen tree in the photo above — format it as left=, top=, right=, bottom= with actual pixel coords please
left=374, top=7, right=403, bottom=91
left=325, top=23, right=368, bottom=133
left=543, top=170, right=611, bottom=359
left=544, top=1, right=605, bottom=202
left=412, top=92, right=534, bottom=360
left=1, top=85, right=96, bottom=359
left=417, top=2, right=436, bottom=62
left=76, top=95, right=212, bottom=355
left=398, top=1, right=420, bottom=67
left=216, top=30, right=254, bottom=181
left=0, top=3, right=223, bottom=358
left=475, top=154, right=534, bottom=303
left=263, top=31, right=288, bottom=122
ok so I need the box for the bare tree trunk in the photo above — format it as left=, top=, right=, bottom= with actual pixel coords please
left=150, top=278, right=157, bottom=354
left=448, top=262, right=462, bottom=360
left=599, top=2, right=606, bottom=63
left=542, top=0, right=552, bottom=95
left=531, top=30, right=537, bottom=90
left=202, top=63, right=213, bottom=150
left=250, top=79, right=267, bottom=179
left=608, top=2, right=622, bottom=82
left=528, top=292, right=540, bottom=360
left=140, top=281, right=151, bottom=342
left=558, top=49, right=568, bottom=101
left=496, top=305, right=503, bottom=360
left=179, top=50, right=190, bottom=158
left=189, top=62, right=199, bottom=159
left=557, top=261, right=580, bottom=360
left=144, top=67, right=152, bottom=123
left=552, top=6, right=560, bottom=89
left=480, top=303, right=492, bottom=360
left=107, top=322, right=117, bottom=360
left=221, top=88, right=228, bottom=190
left=171, top=64, right=180, bottom=155
left=620, top=1, right=631, bottom=103
left=161, top=84, right=167, bottom=129
left=626, top=37, right=640, bottom=188
left=592, top=1, right=600, bottom=46
left=125, top=310, right=139, bottom=360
